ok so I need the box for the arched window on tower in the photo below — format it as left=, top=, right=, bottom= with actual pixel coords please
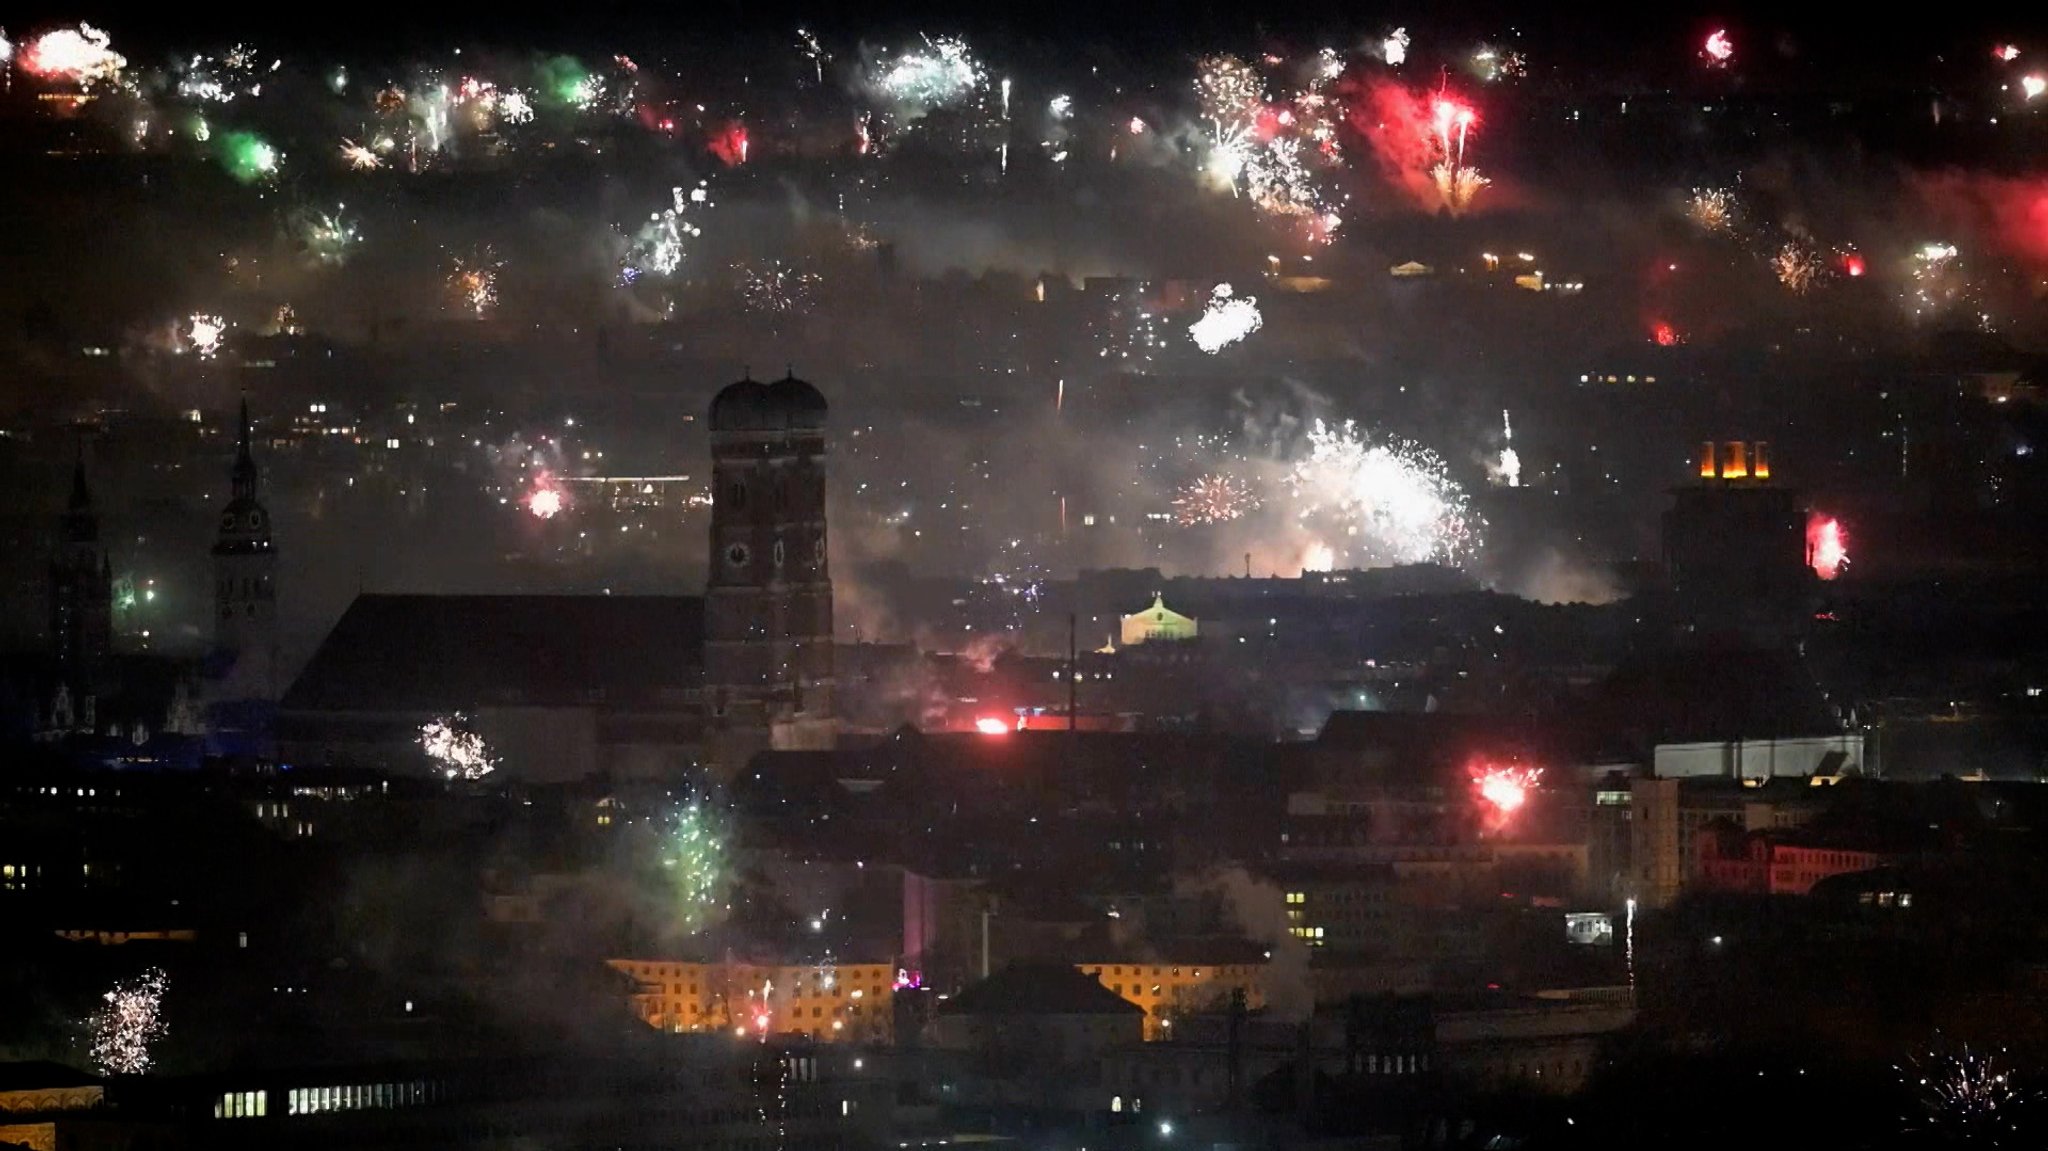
left=728, top=481, right=747, bottom=511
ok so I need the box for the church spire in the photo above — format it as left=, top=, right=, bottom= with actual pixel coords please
left=230, top=395, right=258, bottom=503
left=68, top=437, right=91, bottom=513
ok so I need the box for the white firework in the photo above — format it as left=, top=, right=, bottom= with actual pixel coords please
left=420, top=714, right=496, bottom=780
left=1382, top=28, right=1411, bottom=67
left=1188, top=284, right=1263, bottom=353
left=90, top=969, right=168, bottom=1075
left=624, top=183, right=710, bottom=281
left=1288, top=420, right=1479, bottom=566
left=184, top=314, right=227, bottom=358
left=870, top=35, right=985, bottom=117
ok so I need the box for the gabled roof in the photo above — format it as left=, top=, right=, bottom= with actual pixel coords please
left=283, top=594, right=703, bottom=712
left=941, top=963, right=1144, bottom=1018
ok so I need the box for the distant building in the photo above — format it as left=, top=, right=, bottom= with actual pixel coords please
left=1662, top=440, right=1808, bottom=636
left=608, top=957, right=897, bottom=1041
left=48, top=448, right=113, bottom=708
left=1077, top=950, right=1266, bottom=1040
left=704, top=372, right=838, bottom=774
left=1697, top=828, right=1888, bottom=895
left=1629, top=776, right=1831, bottom=909
left=1118, top=594, right=1197, bottom=647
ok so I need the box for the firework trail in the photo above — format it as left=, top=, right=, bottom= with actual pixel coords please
left=1351, top=80, right=1487, bottom=215
left=1287, top=420, right=1481, bottom=567
left=1188, top=284, right=1263, bottom=353
left=1496, top=409, right=1521, bottom=488
left=90, top=969, right=168, bottom=1075
left=1174, top=473, right=1260, bottom=525
left=420, top=714, right=496, bottom=779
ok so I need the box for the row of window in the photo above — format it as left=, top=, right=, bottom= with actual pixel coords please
left=213, top=1082, right=440, bottom=1118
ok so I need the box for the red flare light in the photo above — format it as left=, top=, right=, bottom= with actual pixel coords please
left=1808, top=514, right=1848, bottom=580
left=975, top=717, right=1012, bottom=735
left=1471, top=761, right=1543, bottom=834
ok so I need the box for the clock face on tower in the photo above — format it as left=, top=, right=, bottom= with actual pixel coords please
left=726, top=543, right=751, bottom=569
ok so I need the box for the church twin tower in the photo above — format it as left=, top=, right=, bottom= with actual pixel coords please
left=703, top=371, right=837, bottom=767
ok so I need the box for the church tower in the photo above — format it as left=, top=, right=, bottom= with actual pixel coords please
left=703, top=371, right=836, bottom=775
left=212, top=399, right=278, bottom=700
left=50, top=444, right=113, bottom=699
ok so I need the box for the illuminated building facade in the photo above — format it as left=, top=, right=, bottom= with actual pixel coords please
left=608, top=958, right=895, bottom=1041
left=1117, top=595, right=1198, bottom=647
left=705, top=373, right=837, bottom=775
left=1076, top=959, right=1264, bottom=1040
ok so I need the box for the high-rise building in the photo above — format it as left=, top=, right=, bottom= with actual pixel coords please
left=212, top=399, right=278, bottom=702
left=1661, top=440, right=1807, bottom=636
left=704, top=371, right=836, bottom=774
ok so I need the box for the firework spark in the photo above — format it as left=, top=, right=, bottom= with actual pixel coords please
left=1288, top=420, right=1480, bottom=566
left=667, top=799, right=732, bottom=934
left=22, top=24, right=125, bottom=88
left=1174, top=473, right=1260, bottom=525
left=1807, top=514, right=1847, bottom=580
left=1472, top=761, right=1542, bottom=834
left=301, top=206, right=360, bottom=267
left=184, top=314, right=227, bottom=358
left=1995, top=44, right=2022, bottom=63
left=1702, top=29, right=1734, bottom=68
left=1188, top=283, right=1263, bottom=353
left=739, top=261, right=822, bottom=314
left=1900, top=1043, right=2026, bottom=1146
left=1382, top=28, right=1410, bottom=67
left=1687, top=187, right=1736, bottom=232
left=419, top=714, right=496, bottom=780
left=1428, top=92, right=1487, bottom=214
left=871, top=35, right=985, bottom=118
left=90, top=969, right=168, bottom=1075
left=2023, top=74, right=2046, bottom=100
left=797, top=28, right=829, bottom=83
left=339, top=138, right=382, bottom=170
left=1497, top=409, right=1521, bottom=488
left=448, top=250, right=503, bottom=318
left=220, top=131, right=278, bottom=182
left=527, top=484, right=564, bottom=519
left=1773, top=241, right=1822, bottom=294
left=624, top=183, right=710, bottom=280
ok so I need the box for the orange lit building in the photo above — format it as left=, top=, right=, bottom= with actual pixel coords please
left=608, top=958, right=897, bottom=1041
left=1076, top=956, right=1266, bottom=1040
left=1662, top=439, right=1808, bottom=635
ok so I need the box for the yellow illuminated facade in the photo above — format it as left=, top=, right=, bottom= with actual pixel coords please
left=1698, top=440, right=1771, bottom=481
left=1077, top=961, right=1265, bottom=1040
left=609, top=958, right=896, bottom=1041
left=1118, top=596, right=1198, bottom=647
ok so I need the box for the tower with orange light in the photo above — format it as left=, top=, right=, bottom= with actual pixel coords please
left=1662, top=440, right=1808, bottom=634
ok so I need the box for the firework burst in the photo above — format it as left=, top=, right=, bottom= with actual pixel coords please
left=1773, top=241, right=1823, bottom=294
left=870, top=35, right=985, bottom=120
left=623, top=183, right=710, bottom=281
left=1427, top=92, right=1487, bottom=214
left=1807, top=514, right=1847, bottom=580
left=739, top=261, right=822, bottom=314
left=667, top=798, right=733, bottom=934
left=1188, top=283, right=1263, bottom=353
left=1900, top=1043, right=2027, bottom=1146
left=1471, top=761, right=1542, bottom=834
left=1687, top=187, right=1737, bottom=232
left=339, top=138, right=382, bottom=170
left=1174, top=474, right=1260, bottom=525
left=420, top=713, right=496, bottom=779
left=22, top=23, right=125, bottom=89
left=1288, top=420, right=1480, bottom=566
left=90, top=969, right=168, bottom=1075
left=447, top=250, right=503, bottom=318
left=184, top=314, right=227, bottom=358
